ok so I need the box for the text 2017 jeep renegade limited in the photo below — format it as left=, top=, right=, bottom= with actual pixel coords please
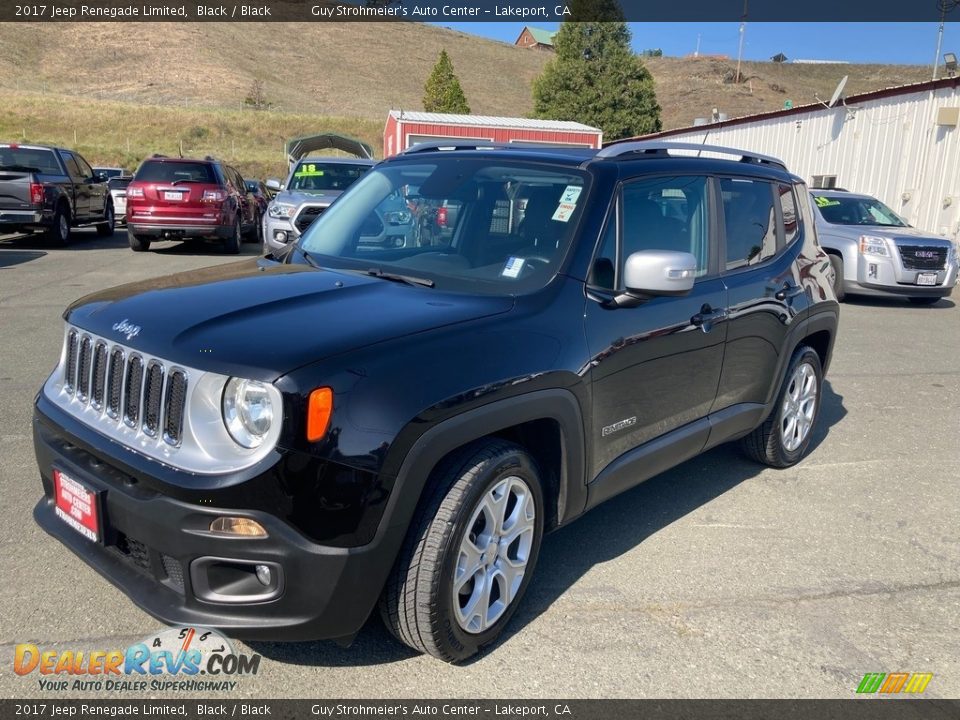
left=33, top=142, right=838, bottom=662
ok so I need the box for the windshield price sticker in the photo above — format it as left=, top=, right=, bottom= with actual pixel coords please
left=552, top=185, right=582, bottom=222
left=814, top=196, right=840, bottom=207
left=502, top=256, right=526, bottom=278
left=294, top=164, right=325, bottom=178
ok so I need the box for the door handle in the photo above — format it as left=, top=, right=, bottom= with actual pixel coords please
left=774, top=282, right=805, bottom=302
left=691, top=304, right=729, bottom=329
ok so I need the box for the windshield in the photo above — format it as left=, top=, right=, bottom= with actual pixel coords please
left=287, top=161, right=370, bottom=192
left=813, top=194, right=907, bottom=227
left=298, top=159, right=590, bottom=295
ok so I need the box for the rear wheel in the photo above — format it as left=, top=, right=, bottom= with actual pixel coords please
left=828, top=255, right=845, bottom=302
left=380, top=439, right=544, bottom=663
left=50, top=205, right=71, bottom=245
left=741, top=345, right=823, bottom=468
left=908, top=296, right=940, bottom=306
left=224, top=217, right=242, bottom=254
left=96, top=202, right=115, bottom=237
left=128, top=231, right=150, bottom=252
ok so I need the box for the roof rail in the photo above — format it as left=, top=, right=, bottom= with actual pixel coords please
left=596, top=141, right=786, bottom=170
left=150, top=153, right=168, bottom=159
left=401, top=141, right=511, bottom=154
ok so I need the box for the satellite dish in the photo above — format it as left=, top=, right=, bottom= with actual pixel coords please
left=827, top=75, right=849, bottom=108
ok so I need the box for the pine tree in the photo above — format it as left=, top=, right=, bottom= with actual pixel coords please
left=533, top=18, right=661, bottom=140
left=423, top=50, right=471, bottom=114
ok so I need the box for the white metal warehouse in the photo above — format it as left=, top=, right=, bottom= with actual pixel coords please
left=638, top=77, right=960, bottom=244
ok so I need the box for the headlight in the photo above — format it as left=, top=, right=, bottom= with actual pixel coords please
left=859, top=235, right=890, bottom=257
left=222, top=378, right=275, bottom=448
left=268, top=202, right=296, bottom=219
left=384, top=210, right=411, bottom=225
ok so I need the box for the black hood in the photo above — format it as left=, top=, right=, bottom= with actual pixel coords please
left=65, top=260, right=513, bottom=381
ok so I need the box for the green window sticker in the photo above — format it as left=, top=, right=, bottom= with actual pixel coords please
left=814, top=196, right=840, bottom=208
left=294, top=164, right=325, bottom=177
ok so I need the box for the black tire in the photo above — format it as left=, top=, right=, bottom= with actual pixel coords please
left=741, top=345, right=823, bottom=468
left=828, top=254, right=845, bottom=302
left=243, top=213, right=263, bottom=244
left=50, top=204, right=71, bottom=245
left=128, top=231, right=150, bottom=252
left=380, top=439, right=545, bottom=663
left=908, top=296, right=940, bottom=306
left=224, top=217, right=242, bottom=254
left=96, top=202, right=115, bottom=237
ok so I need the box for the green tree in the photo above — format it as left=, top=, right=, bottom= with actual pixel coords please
left=533, top=21, right=661, bottom=140
left=423, top=50, right=471, bottom=114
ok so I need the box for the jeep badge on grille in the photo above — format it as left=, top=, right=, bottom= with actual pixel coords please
left=112, top=319, right=141, bottom=341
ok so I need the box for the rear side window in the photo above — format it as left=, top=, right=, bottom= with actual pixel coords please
left=777, top=183, right=799, bottom=245
left=721, top=178, right=777, bottom=269
left=135, top=161, right=216, bottom=184
left=59, top=152, right=85, bottom=182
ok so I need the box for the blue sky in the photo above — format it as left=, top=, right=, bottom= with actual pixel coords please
left=432, top=23, right=959, bottom=66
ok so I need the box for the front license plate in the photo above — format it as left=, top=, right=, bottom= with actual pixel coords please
left=163, top=191, right=184, bottom=201
left=53, top=468, right=101, bottom=543
left=916, top=273, right=938, bottom=286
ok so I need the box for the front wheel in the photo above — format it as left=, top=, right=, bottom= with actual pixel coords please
left=96, top=202, right=115, bottom=236
left=828, top=255, right=845, bottom=302
left=741, top=345, right=823, bottom=468
left=908, top=296, right=941, bottom=306
left=380, top=439, right=544, bottom=662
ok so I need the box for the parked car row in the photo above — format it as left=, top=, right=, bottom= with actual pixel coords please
left=2, top=142, right=957, bottom=303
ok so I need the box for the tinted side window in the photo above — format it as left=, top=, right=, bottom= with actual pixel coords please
left=778, top=183, right=799, bottom=245
left=59, top=152, right=84, bottom=182
left=74, top=154, right=94, bottom=180
left=621, top=175, right=710, bottom=278
left=721, top=178, right=777, bottom=269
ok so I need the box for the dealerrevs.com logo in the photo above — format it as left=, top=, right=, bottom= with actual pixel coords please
left=14, top=627, right=261, bottom=692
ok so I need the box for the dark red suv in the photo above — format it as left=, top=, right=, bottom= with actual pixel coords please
left=125, top=156, right=259, bottom=253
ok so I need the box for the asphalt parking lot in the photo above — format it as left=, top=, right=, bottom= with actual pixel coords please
left=1, top=228, right=958, bottom=699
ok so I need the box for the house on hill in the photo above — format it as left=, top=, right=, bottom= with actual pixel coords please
left=515, top=26, right=556, bottom=51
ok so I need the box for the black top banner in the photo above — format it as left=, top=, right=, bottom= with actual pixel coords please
left=1, top=0, right=957, bottom=22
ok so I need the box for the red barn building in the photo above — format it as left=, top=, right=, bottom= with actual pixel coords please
left=383, top=110, right=603, bottom=158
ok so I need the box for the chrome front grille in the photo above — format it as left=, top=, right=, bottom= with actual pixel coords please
left=61, top=328, right=187, bottom=446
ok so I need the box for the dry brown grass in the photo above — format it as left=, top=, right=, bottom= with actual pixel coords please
left=0, top=22, right=933, bottom=173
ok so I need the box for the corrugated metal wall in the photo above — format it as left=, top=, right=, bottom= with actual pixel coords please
left=658, top=85, right=960, bottom=242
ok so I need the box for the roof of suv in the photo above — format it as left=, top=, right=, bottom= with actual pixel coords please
left=388, top=140, right=798, bottom=179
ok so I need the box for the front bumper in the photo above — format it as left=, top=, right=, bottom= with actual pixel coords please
left=32, top=400, right=393, bottom=642
left=263, top=215, right=296, bottom=252
left=848, top=252, right=958, bottom=298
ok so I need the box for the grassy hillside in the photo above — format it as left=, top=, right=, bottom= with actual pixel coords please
left=0, top=91, right=381, bottom=180
left=0, top=22, right=933, bottom=175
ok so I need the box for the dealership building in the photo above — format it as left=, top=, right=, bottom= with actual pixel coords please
left=639, top=76, right=960, bottom=244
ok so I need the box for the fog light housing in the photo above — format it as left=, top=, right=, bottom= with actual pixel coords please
left=868, top=263, right=878, bottom=279
left=255, top=564, right=272, bottom=586
left=209, top=517, right=267, bottom=537
left=274, top=230, right=287, bottom=242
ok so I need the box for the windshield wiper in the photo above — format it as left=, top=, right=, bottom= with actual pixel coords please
left=170, top=179, right=204, bottom=185
left=366, top=267, right=435, bottom=288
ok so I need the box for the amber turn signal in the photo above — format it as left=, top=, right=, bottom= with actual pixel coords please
left=307, top=387, right=333, bottom=442
left=209, top=517, right=267, bottom=537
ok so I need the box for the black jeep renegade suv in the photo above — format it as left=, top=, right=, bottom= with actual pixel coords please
left=33, top=141, right=838, bottom=662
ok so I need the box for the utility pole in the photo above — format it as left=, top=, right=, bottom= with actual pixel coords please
left=695, top=33, right=701, bottom=58
left=933, top=6, right=946, bottom=80
left=735, top=0, right=748, bottom=83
